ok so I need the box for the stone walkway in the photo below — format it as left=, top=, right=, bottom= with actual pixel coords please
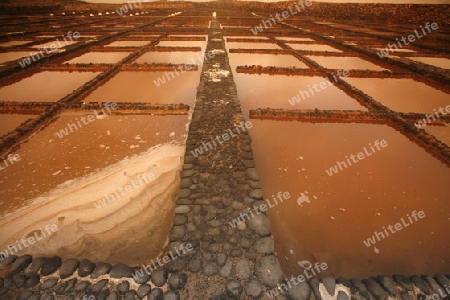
left=1, top=12, right=450, bottom=300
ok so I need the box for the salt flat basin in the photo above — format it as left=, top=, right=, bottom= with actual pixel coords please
left=105, top=41, right=151, bottom=47
left=0, top=71, right=100, bottom=102
left=31, top=41, right=78, bottom=49
left=276, top=37, right=315, bottom=42
left=229, top=53, right=308, bottom=69
left=0, top=114, right=189, bottom=265
left=225, top=36, right=269, bottom=40
left=156, top=40, right=206, bottom=50
left=0, top=114, right=35, bottom=137
left=225, top=42, right=281, bottom=50
left=406, top=57, right=450, bottom=69
left=305, top=55, right=387, bottom=71
left=64, top=52, right=132, bottom=64
left=0, top=52, right=31, bottom=64
left=344, top=78, right=450, bottom=114
left=232, top=73, right=367, bottom=115
left=425, top=123, right=450, bottom=146
left=247, top=120, right=450, bottom=277
left=134, top=51, right=206, bottom=65
left=0, top=40, right=33, bottom=47
left=286, top=43, right=343, bottom=53
left=84, top=71, right=200, bottom=104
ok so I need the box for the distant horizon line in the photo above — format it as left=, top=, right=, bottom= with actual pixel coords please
left=83, top=0, right=449, bottom=4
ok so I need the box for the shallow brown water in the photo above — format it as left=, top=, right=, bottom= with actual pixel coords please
left=0, top=71, right=100, bottom=102
left=0, top=114, right=35, bottom=137
left=64, top=52, right=132, bottom=64
left=0, top=52, right=32, bottom=64
left=305, top=55, right=387, bottom=71
left=248, top=120, right=450, bottom=278
left=84, top=71, right=200, bottom=104
left=286, top=43, right=343, bottom=53
left=406, top=57, right=450, bottom=69
left=229, top=53, right=308, bottom=69
left=105, top=40, right=152, bottom=47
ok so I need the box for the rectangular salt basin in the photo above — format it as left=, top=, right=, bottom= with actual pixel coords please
left=407, top=57, right=450, bottom=69
left=225, top=36, right=269, bottom=40
left=84, top=71, right=200, bottom=104
left=156, top=40, right=206, bottom=49
left=225, top=42, right=281, bottom=50
left=233, top=74, right=367, bottom=115
left=344, top=78, right=450, bottom=114
left=287, top=43, right=343, bottom=53
left=134, top=51, right=206, bottom=65
left=228, top=53, right=308, bottom=69
left=425, top=123, right=450, bottom=146
left=0, top=52, right=30, bottom=64
left=31, top=41, right=78, bottom=49
left=305, top=55, right=387, bottom=71
left=0, top=114, right=35, bottom=137
left=105, top=41, right=152, bottom=47
left=248, top=120, right=450, bottom=277
left=0, top=71, right=100, bottom=102
left=64, top=52, right=132, bottom=64
left=0, top=40, right=33, bottom=47
left=276, top=37, right=315, bottom=42
left=0, top=114, right=189, bottom=265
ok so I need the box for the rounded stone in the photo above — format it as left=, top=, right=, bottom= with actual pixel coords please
left=253, top=237, right=274, bottom=254
left=148, top=288, right=163, bottom=300
left=13, top=274, right=26, bottom=288
left=188, top=257, right=202, bottom=273
left=323, top=276, right=336, bottom=296
left=41, top=256, right=62, bottom=276
left=163, top=291, right=180, bottom=300
left=226, top=280, right=243, bottom=298
left=91, top=262, right=111, bottom=279
left=137, top=283, right=151, bottom=298
left=168, top=273, right=188, bottom=290
left=229, top=247, right=242, bottom=257
left=366, top=279, right=388, bottom=300
left=249, top=189, right=263, bottom=200
left=24, top=257, right=46, bottom=275
left=377, top=275, right=397, bottom=296
left=219, top=261, right=232, bottom=278
left=39, top=278, right=59, bottom=290
left=174, top=205, right=190, bottom=214
left=7, top=255, right=32, bottom=278
left=125, top=290, right=137, bottom=300
left=78, top=259, right=96, bottom=277
left=216, top=253, right=228, bottom=266
left=337, top=291, right=350, bottom=300
left=173, top=215, right=188, bottom=226
left=286, top=280, right=311, bottom=300
left=203, top=263, right=219, bottom=276
left=117, top=281, right=130, bottom=294
left=59, top=258, right=80, bottom=279
left=73, top=281, right=91, bottom=293
left=90, top=279, right=109, bottom=293
left=151, top=269, right=168, bottom=287
left=254, top=255, right=283, bottom=287
left=245, top=168, right=259, bottom=180
left=235, top=258, right=251, bottom=280
left=248, top=214, right=271, bottom=237
left=0, top=255, right=17, bottom=270
left=133, top=271, right=151, bottom=284
left=110, top=264, right=133, bottom=278
left=170, top=226, right=186, bottom=240
left=106, top=291, right=119, bottom=300
left=245, top=280, right=262, bottom=298
left=17, top=291, right=34, bottom=300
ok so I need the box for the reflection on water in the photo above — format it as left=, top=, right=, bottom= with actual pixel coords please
left=425, top=124, right=450, bottom=146
left=105, top=40, right=152, bottom=47
left=64, top=52, right=132, bottom=64
left=287, top=43, right=343, bottom=52
left=306, top=55, right=387, bottom=71
left=229, top=53, right=308, bottom=69
left=232, top=74, right=367, bottom=115
left=0, top=52, right=31, bottom=64
left=0, top=115, right=189, bottom=265
left=0, top=114, right=34, bottom=137
left=248, top=120, right=450, bottom=277
left=0, top=40, right=32, bottom=47
left=407, top=57, right=450, bottom=69
left=0, top=71, right=100, bottom=102
left=344, top=78, right=450, bottom=113
left=84, top=71, right=200, bottom=104
left=225, top=42, right=281, bottom=50
left=134, top=51, right=206, bottom=65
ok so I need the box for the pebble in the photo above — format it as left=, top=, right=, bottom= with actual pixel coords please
left=110, top=264, right=133, bottom=278
left=40, top=256, right=62, bottom=276
left=59, top=258, right=80, bottom=279
left=254, top=255, right=283, bottom=287
left=252, top=237, right=274, bottom=254
left=248, top=214, right=271, bottom=237
left=168, top=273, right=188, bottom=290
left=8, top=255, right=32, bottom=278
left=226, top=280, right=243, bottom=298
left=151, top=269, right=168, bottom=287
left=91, top=262, right=111, bottom=279
left=235, top=258, right=251, bottom=280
